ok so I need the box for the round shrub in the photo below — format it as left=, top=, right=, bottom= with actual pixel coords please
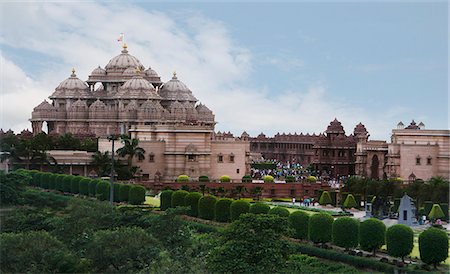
left=199, top=175, right=209, bottom=183
left=54, top=174, right=64, bottom=191
left=386, top=224, right=413, bottom=262
left=215, top=198, right=233, bottom=222
left=171, top=190, right=189, bottom=208
left=70, top=176, right=81, bottom=194
left=319, top=191, right=332, bottom=205
left=184, top=192, right=202, bottom=217
left=308, top=213, right=333, bottom=244
left=332, top=217, right=359, bottom=249
left=89, top=180, right=99, bottom=197
left=250, top=202, right=270, bottom=214
left=176, top=174, right=190, bottom=183
left=263, top=175, right=274, bottom=183
left=198, top=195, right=217, bottom=220
left=96, top=180, right=110, bottom=201
left=33, top=172, right=43, bottom=187
left=160, top=190, right=173, bottom=211
left=62, top=175, right=72, bottom=193
left=285, top=175, right=295, bottom=183
left=289, top=211, right=309, bottom=240
left=220, top=175, right=231, bottom=183
left=119, top=184, right=131, bottom=202
left=307, top=176, right=317, bottom=183
left=230, top=200, right=250, bottom=221
left=269, top=206, right=290, bottom=217
left=419, top=227, right=449, bottom=267
left=428, top=204, right=445, bottom=222
left=79, top=178, right=90, bottom=195
left=242, top=175, right=252, bottom=183
left=113, top=183, right=122, bottom=202
left=28, top=170, right=38, bottom=186
left=343, top=194, right=358, bottom=208
left=129, top=185, right=146, bottom=205
left=359, top=218, right=386, bottom=255
left=40, top=172, right=50, bottom=189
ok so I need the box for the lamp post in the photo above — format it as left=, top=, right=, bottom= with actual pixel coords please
left=107, top=135, right=118, bottom=205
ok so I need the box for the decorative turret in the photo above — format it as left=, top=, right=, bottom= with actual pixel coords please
left=50, top=69, right=91, bottom=99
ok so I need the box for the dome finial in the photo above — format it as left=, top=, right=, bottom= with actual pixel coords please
left=121, top=43, right=128, bottom=53
left=71, top=68, right=76, bottom=77
left=135, top=66, right=142, bottom=74
left=172, top=71, right=177, bottom=79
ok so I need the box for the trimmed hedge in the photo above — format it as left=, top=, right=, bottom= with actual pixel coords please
left=176, top=175, right=190, bottom=183
left=113, top=183, right=122, bottom=202
left=268, top=206, right=290, bottom=217
left=220, top=175, right=231, bottom=183
left=386, top=224, right=413, bottom=261
left=171, top=190, right=189, bottom=208
left=215, top=198, right=233, bottom=222
left=55, top=174, right=64, bottom=192
left=249, top=202, right=270, bottom=214
left=332, top=217, right=359, bottom=249
left=263, top=175, right=274, bottom=183
left=40, top=172, right=50, bottom=189
left=160, top=190, right=173, bottom=211
left=308, top=213, right=333, bottom=244
left=89, top=180, right=99, bottom=197
left=230, top=200, right=250, bottom=221
left=198, top=195, right=217, bottom=220
left=428, top=204, right=445, bottom=221
left=359, top=218, right=386, bottom=254
left=184, top=192, right=202, bottom=217
left=70, top=176, right=81, bottom=194
left=343, top=194, right=358, bottom=209
left=199, top=175, right=209, bottom=183
left=96, top=180, right=110, bottom=201
left=119, top=184, right=131, bottom=202
left=242, top=175, right=252, bottom=183
left=79, top=178, right=90, bottom=195
left=289, top=211, right=309, bottom=240
left=62, top=175, right=72, bottom=193
left=419, top=227, right=449, bottom=267
left=319, top=191, right=332, bottom=205
left=285, top=175, right=295, bottom=183
left=129, top=185, right=146, bottom=205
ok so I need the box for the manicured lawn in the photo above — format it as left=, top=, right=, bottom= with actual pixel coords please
left=144, top=196, right=160, bottom=207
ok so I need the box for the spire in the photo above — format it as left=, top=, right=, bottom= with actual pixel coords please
left=71, top=68, right=76, bottom=77
left=172, top=71, right=177, bottom=79
left=122, top=42, right=128, bottom=53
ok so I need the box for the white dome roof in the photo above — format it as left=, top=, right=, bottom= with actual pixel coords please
left=159, top=72, right=197, bottom=102
left=33, top=100, right=55, bottom=111
left=91, top=66, right=106, bottom=76
left=123, top=67, right=138, bottom=76
left=51, top=70, right=92, bottom=99
left=56, top=70, right=89, bottom=90
left=145, top=67, right=159, bottom=77
left=115, top=74, right=161, bottom=100
left=122, top=75, right=155, bottom=91
left=105, top=44, right=144, bottom=71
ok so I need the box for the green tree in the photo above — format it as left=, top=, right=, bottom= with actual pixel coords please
left=91, top=151, right=112, bottom=177
left=0, top=170, right=27, bottom=205
left=359, top=218, right=386, bottom=255
left=308, top=213, right=333, bottom=245
left=116, top=135, right=145, bottom=176
left=198, top=195, right=217, bottom=220
left=171, top=190, right=189, bottom=208
left=230, top=200, right=250, bottom=221
left=288, top=211, right=309, bottom=240
left=332, top=217, right=359, bottom=250
left=184, top=192, right=202, bottom=217
left=160, top=190, right=173, bottom=211
left=419, top=227, right=449, bottom=268
left=129, top=185, right=146, bottom=205
left=386, top=224, right=413, bottom=262
left=96, top=181, right=110, bottom=201
left=428, top=204, right=445, bottom=222
left=215, top=198, right=233, bottom=222
left=250, top=202, right=270, bottom=214
left=319, top=191, right=332, bottom=205
left=119, top=184, right=131, bottom=202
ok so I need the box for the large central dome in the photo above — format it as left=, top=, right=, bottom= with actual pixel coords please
left=105, top=44, right=144, bottom=72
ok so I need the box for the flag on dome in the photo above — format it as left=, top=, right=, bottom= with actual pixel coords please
left=117, top=33, right=124, bottom=42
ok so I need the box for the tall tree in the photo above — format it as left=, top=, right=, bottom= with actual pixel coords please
left=116, top=135, right=145, bottom=172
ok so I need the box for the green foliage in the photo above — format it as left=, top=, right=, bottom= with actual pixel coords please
left=207, top=214, right=289, bottom=273
left=332, top=217, right=359, bottom=249
left=220, top=175, right=231, bottom=183
left=41, top=172, right=50, bottom=189
left=424, top=201, right=433, bottom=216
left=78, top=178, right=90, bottom=195
left=96, top=180, right=110, bottom=201
left=263, top=175, right=274, bottom=183
left=308, top=213, right=333, bottom=244
left=160, top=190, right=173, bottom=210
left=439, top=203, right=449, bottom=221
left=112, top=183, right=122, bottom=202
left=129, top=185, right=146, bottom=205
left=285, top=175, right=295, bottom=183
left=176, top=174, right=190, bottom=183
left=89, top=179, right=99, bottom=196
left=250, top=162, right=277, bottom=170
left=272, top=203, right=353, bottom=217
left=21, top=188, right=70, bottom=209
left=283, top=254, right=360, bottom=274
left=386, top=224, right=413, bottom=261
left=184, top=192, right=202, bottom=217
left=319, top=191, right=332, bottom=205
left=249, top=202, right=270, bottom=214
left=343, top=194, right=358, bottom=208
left=242, top=175, right=252, bottom=183
left=269, top=206, right=290, bottom=217
left=230, top=200, right=250, bottom=221
left=359, top=218, right=386, bottom=254
left=419, top=227, right=449, bottom=267
left=199, top=175, right=209, bottom=182
left=0, top=170, right=27, bottom=205
left=62, top=175, right=72, bottom=192
left=307, top=176, right=317, bottom=183
left=86, top=227, right=160, bottom=273
left=288, top=211, right=309, bottom=240
left=32, top=171, right=42, bottom=186
left=0, top=230, right=84, bottom=273
left=0, top=207, right=60, bottom=233
left=215, top=198, right=233, bottom=222
left=198, top=195, right=217, bottom=220
left=172, top=190, right=189, bottom=208
left=70, top=176, right=81, bottom=194
left=54, top=174, right=63, bottom=191
left=119, top=184, right=131, bottom=202
left=428, top=204, right=445, bottom=221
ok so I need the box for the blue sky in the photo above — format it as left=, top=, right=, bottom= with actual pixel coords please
left=0, top=1, right=448, bottom=140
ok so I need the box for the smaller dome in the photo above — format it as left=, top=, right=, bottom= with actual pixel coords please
left=33, top=100, right=55, bottom=111
left=145, top=67, right=159, bottom=77
left=56, top=69, right=89, bottom=90
left=161, top=72, right=190, bottom=92
left=105, top=44, right=145, bottom=71
left=353, top=122, right=368, bottom=136
left=124, top=101, right=138, bottom=111
left=159, top=72, right=197, bottom=102
left=123, top=67, right=138, bottom=77
left=91, top=66, right=106, bottom=76
left=89, top=99, right=107, bottom=110
left=122, top=75, right=156, bottom=91
left=70, top=99, right=88, bottom=109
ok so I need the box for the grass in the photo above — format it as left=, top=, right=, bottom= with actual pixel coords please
left=144, top=196, right=160, bottom=207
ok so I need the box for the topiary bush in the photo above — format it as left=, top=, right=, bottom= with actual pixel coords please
left=428, top=204, right=445, bottom=222
left=307, top=176, right=317, bottom=183
left=285, top=175, right=295, bottom=183
left=386, top=224, right=413, bottom=262
left=198, top=195, right=217, bottom=220
left=249, top=202, right=270, bottom=214
left=129, top=185, right=146, bottom=205
left=89, top=180, right=99, bottom=197
left=160, top=190, right=173, bottom=210
left=319, top=191, right=332, bottom=205
left=79, top=178, right=90, bottom=196
left=220, top=175, right=231, bottom=183
left=289, top=211, right=309, bottom=240
left=215, top=198, right=233, bottom=222
left=40, top=172, right=50, bottom=189
left=419, top=227, right=449, bottom=268
left=359, top=218, right=386, bottom=255
left=96, top=180, right=110, bottom=201
left=55, top=174, right=64, bottom=192
left=119, top=184, right=131, bottom=202
left=171, top=190, right=189, bottom=208
left=184, top=192, right=202, bottom=217
left=199, top=175, right=209, bottom=183
left=332, top=217, right=359, bottom=250
left=230, top=200, right=250, bottom=221
left=242, top=175, right=252, bottom=183
left=113, top=183, right=122, bottom=202
left=308, top=213, right=333, bottom=244
left=51, top=173, right=60, bottom=190
left=34, top=172, right=43, bottom=187
left=269, top=206, right=290, bottom=217
left=343, top=194, right=358, bottom=209
left=176, top=174, right=190, bottom=183
left=62, top=175, right=72, bottom=193
left=263, top=175, right=274, bottom=183
left=70, top=176, right=81, bottom=194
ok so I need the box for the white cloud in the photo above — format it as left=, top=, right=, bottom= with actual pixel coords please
left=0, top=2, right=402, bottom=139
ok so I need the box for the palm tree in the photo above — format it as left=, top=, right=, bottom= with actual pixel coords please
left=116, top=135, right=145, bottom=173
left=91, top=151, right=112, bottom=177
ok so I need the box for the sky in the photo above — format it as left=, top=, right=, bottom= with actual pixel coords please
left=0, top=1, right=448, bottom=141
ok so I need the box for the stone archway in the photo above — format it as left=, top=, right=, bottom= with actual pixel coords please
left=370, top=155, right=379, bottom=180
